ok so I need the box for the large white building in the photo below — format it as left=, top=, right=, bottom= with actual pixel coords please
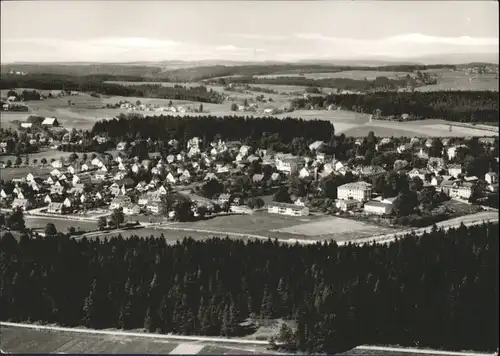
left=337, top=182, right=373, bottom=202
left=267, top=202, right=309, bottom=216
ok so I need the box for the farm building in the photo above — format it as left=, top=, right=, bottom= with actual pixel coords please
left=41, top=117, right=60, bottom=127
left=267, top=202, right=309, bottom=217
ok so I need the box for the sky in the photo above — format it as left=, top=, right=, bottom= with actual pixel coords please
left=1, top=1, right=498, bottom=63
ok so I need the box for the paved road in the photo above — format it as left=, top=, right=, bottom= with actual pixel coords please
left=346, top=212, right=498, bottom=246
left=0, top=322, right=494, bottom=356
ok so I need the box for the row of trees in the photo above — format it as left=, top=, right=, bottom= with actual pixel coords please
left=1, top=75, right=222, bottom=103
left=292, top=91, right=499, bottom=123
left=91, top=114, right=335, bottom=146
left=165, top=64, right=455, bottom=82
left=0, top=222, right=497, bottom=354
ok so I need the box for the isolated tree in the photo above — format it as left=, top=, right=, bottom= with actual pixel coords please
left=44, top=223, right=57, bottom=237
left=41, top=158, right=47, bottom=166
left=110, top=209, right=125, bottom=229
left=230, top=103, right=238, bottom=111
left=15, top=156, right=22, bottom=167
left=274, top=187, right=291, bottom=203
left=201, top=179, right=224, bottom=199
left=6, top=160, right=12, bottom=168
left=199, top=104, right=203, bottom=113
left=97, top=217, right=107, bottom=230
left=6, top=208, right=25, bottom=231
left=69, top=152, right=79, bottom=162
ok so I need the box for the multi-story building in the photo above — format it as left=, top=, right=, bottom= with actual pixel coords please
left=337, top=182, right=373, bottom=202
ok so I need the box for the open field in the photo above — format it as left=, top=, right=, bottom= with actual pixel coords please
left=25, top=216, right=97, bottom=233
left=0, top=325, right=273, bottom=354
left=2, top=89, right=496, bottom=138
left=0, top=165, right=53, bottom=181
left=0, top=325, right=272, bottom=355
left=0, top=149, right=99, bottom=165
left=1, top=324, right=491, bottom=356
left=272, top=216, right=396, bottom=242
left=417, top=69, right=498, bottom=92
left=255, top=70, right=413, bottom=80
left=170, top=211, right=319, bottom=235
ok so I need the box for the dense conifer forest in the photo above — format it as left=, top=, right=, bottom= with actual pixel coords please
left=292, top=91, right=499, bottom=123
left=0, top=223, right=497, bottom=354
left=91, top=115, right=334, bottom=144
left=0, top=74, right=222, bottom=103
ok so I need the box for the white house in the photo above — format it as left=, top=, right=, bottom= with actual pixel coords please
left=91, top=157, right=103, bottom=167
left=146, top=201, right=162, bottom=214
left=26, top=173, right=35, bottom=182
left=123, top=203, right=140, bottom=215
left=299, top=167, right=311, bottom=179
left=62, top=198, right=72, bottom=208
left=448, top=164, right=463, bottom=178
left=47, top=202, right=63, bottom=214
left=67, top=165, right=76, bottom=174
left=408, top=168, right=427, bottom=181
left=131, top=163, right=141, bottom=174
left=166, top=172, right=177, bottom=184
left=109, top=196, right=132, bottom=210
left=51, top=160, right=63, bottom=169
left=51, top=169, right=62, bottom=178
left=485, top=172, right=498, bottom=185
left=81, top=163, right=89, bottom=172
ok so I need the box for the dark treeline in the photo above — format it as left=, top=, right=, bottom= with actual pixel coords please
left=292, top=91, right=500, bottom=123
left=1, top=74, right=222, bottom=103
left=0, top=223, right=497, bottom=354
left=91, top=115, right=334, bottom=144
left=0, top=64, right=163, bottom=77
left=162, top=64, right=456, bottom=82
left=211, top=75, right=417, bottom=91
left=2, top=63, right=456, bottom=82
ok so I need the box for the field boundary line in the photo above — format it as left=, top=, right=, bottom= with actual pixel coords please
left=0, top=321, right=269, bottom=346
left=356, top=345, right=495, bottom=356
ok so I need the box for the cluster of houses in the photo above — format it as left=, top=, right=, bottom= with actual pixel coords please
left=117, top=101, right=197, bottom=113
left=1, top=133, right=498, bottom=222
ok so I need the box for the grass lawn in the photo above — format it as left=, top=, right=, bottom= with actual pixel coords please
left=171, top=211, right=316, bottom=235
left=272, top=216, right=395, bottom=242
left=25, top=217, right=97, bottom=233
left=0, top=325, right=276, bottom=355
left=0, top=149, right=98, bottom=165
left=417, top=69, right=498, bottom=92
left=0, top=166, right=53, bottom=181
left=255, top=70, right=413, bottom=80
left=0, top=326, right=179, bottom=354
